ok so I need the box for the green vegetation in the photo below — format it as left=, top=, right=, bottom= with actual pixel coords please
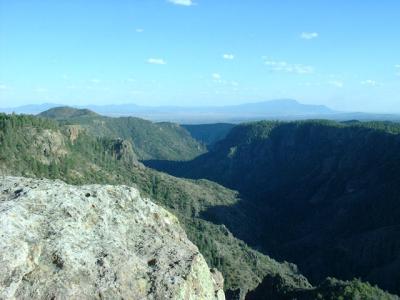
left=1, top=113, right=398, bottom=299
left=182, top=123, right=235, bottom=147
left=148, top=119, right=400, bottom=297
left=0, top=113, right=311, bottom=297
left=39, top=107, right=206, bottom=160
left=247, top=277, right=399, bottom=300
left=310, top=278, right=398, bottom=300
left=38, top=106, right=98, bottom=119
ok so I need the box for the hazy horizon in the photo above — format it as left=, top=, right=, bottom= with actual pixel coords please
left=0, top=98, right=336, bottom=109
left=1, top=1, right=400, bottom=113
left=2, top=99, right=400, bottom=116
left=1, top=3, right=400, bottom=297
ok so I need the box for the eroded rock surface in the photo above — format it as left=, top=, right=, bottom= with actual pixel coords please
left=0, top=176, right=224, bottom=300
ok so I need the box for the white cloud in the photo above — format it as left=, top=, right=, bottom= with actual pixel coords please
left=90, top=78, right=101, bottom=84
left=361, top=79, right=378, bottom=86
left=222, top=54, right=235, bottom=60
left=147, top=58, right=167, bottom=65
left=263, top=59, right=314, bottom=74
left=168, top=0, right=193, bottom=6
left=136, top=28, right=144, bottom=33
left=212, top=73, right=221, bottom=80
left=300, top=82, right=321, bottom=87
left=300, top=32, right=319, bottom=40
left=0, top=84, right=7, bottom=90
left=328, top=80, right=344, bottom=88
left=211, top=73, right=239, bottom=88
left=34, top=87, right=48, bottom=93
left=129, top=90, right=144, bottom=95
left=395, top=65, right=400, bottom=76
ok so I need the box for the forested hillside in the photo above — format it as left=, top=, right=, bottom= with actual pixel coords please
left=182, top=123, right=235, bottom=147
left=39, top=107, right=206, bottom=160
left=1, top=113, right=398, bottom=299
left=146, top=120, right=400, bottom=296
left=0, top=113, right=310, bottom=299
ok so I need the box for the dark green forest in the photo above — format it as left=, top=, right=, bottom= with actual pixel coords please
left=1, top=111, right=399, bottom=299
left=146, top=119, right=400, bottom=297
left=0, top=112, right=310, bottom=298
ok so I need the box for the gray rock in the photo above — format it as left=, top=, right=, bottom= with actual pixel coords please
left=0, top=176, right=225, bottom=300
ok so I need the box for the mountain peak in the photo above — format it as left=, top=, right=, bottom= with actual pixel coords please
left=39, top=106, right=98, bottom=119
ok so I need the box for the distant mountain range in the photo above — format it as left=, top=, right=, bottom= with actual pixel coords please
left=1, top=99, right=400, bottom=123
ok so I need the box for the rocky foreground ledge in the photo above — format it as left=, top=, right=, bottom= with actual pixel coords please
left=0, top=176, right=224, bottom=300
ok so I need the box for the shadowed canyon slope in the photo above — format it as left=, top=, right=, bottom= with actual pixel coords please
left=1, top=112, right=398, bottom=299
left=146, top=120, right=400, bottom=296
left=0, top=112, right=314, bottom=299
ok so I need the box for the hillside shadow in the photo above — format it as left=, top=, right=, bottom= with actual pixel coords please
left=143, top=158, right=266, bottom=250
left=142, top=159, right=189, bottom=177
left=143, top=122, right=400, bottom=296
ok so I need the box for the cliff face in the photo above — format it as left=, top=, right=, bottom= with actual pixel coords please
left=0, top=176, right=224, bottom=300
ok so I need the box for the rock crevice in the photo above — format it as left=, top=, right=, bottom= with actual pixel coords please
left=0, top=176, right=224, bottom=300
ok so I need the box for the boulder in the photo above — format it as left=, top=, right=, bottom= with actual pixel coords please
left=0, top=176, right=224, bottom=300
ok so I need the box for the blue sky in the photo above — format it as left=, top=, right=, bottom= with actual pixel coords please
left=0, top=0, right=399, bottom=112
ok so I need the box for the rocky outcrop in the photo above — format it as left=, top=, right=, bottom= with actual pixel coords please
left=27, top=128, right=68, bottom=164
left=64, top=125, right=82, bottom=144
left=111, top=138, right=139, bottom=165
left=0, top=176, right=224, bottom=300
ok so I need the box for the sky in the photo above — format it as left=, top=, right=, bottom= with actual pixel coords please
left=0, top=0, right=399, bottom=112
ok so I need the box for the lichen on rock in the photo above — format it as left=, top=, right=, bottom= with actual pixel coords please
left=0, top=176, right=224, bottom=300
